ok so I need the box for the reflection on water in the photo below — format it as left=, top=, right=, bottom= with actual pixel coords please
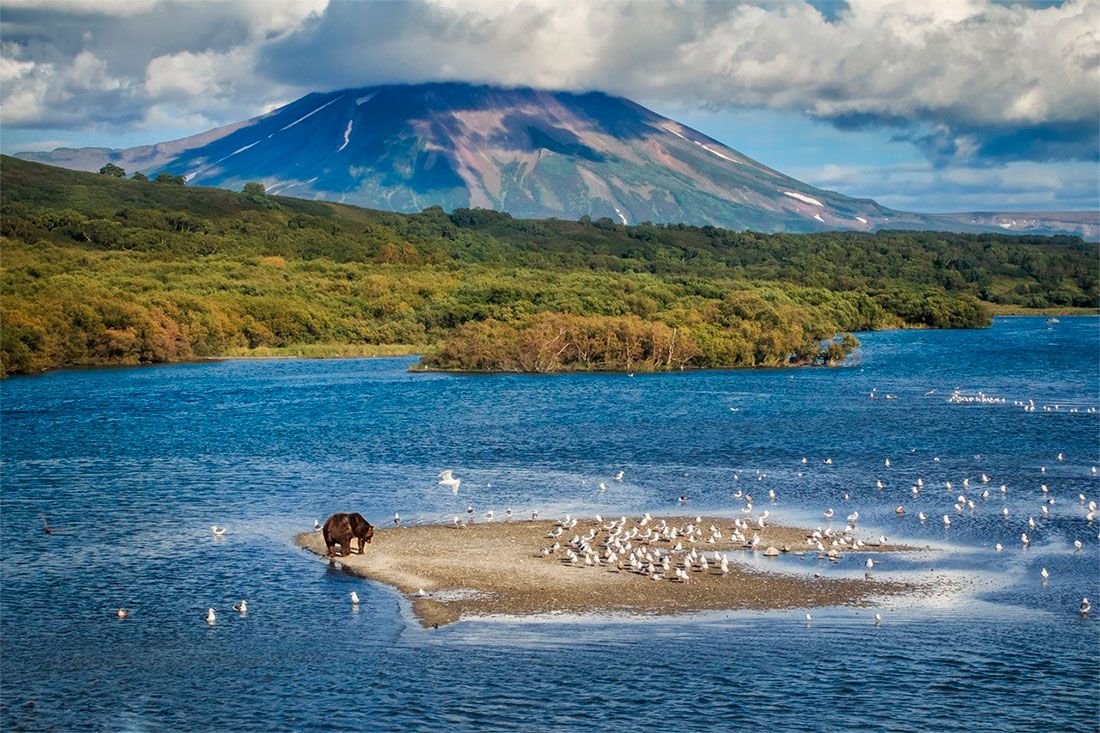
left=2, top=317, right=1098, bottom=731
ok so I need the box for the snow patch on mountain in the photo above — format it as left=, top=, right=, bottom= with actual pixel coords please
left=338, top=120, right=353, bottom=152
left=281, top=96, right=343, bottom=131
left=783, top=191, right=824, bottom=207
left=700, top=144, right=738, bottom=163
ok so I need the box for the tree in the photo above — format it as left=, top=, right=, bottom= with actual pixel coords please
left=132, top=172, right=148, bottom=181
left=154, top=172, right=186, bottom=186
left=98, top=163, right=125, bottom=177
left=239, top=181, right=277, bottom=209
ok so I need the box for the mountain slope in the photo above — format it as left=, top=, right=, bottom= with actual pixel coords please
left=16, top=83, right=1097, bottom=239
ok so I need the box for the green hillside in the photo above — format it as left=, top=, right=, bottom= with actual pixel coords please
left=1, top=156, right=1096, bottom=376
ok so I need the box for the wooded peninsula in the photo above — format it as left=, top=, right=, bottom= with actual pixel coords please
left=1, top=156, right=1096, bottom=376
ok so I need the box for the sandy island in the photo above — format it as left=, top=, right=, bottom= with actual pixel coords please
left=297, top=517, right=926, bottom=627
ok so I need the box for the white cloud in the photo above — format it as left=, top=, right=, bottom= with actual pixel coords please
left=0, top=0, right=1096, bottom=167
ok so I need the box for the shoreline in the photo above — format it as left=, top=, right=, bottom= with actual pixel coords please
left=5, top=314, right=1095, bottom=379
left=297, top=517, right=932, bottom=628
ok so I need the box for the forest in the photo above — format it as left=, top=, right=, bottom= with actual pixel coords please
left=1, top=155, right=1096, bottom=376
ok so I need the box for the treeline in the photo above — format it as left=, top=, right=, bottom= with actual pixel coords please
left=0, top=156, right=1094, bottom=376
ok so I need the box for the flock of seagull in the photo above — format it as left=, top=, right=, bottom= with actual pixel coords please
left=110, top=442, right=1097, bottom=624
left=422, top=447, right=1098, bottom=622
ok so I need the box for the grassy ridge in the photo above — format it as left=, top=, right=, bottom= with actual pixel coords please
left=1, top=156, right=1096, bottom=375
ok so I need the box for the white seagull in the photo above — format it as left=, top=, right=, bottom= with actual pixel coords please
left=350, top=591, right=361, bottom=605
left=205, top=608, right=216, bottom=625
left=233, top=600, right=248, bottom=614
left=438, top=470, right=461, bottom=494
left=210, top=525, right=226, bottom=537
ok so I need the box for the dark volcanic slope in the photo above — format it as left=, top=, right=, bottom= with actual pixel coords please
left=17, top=83, right=1097, bottom=239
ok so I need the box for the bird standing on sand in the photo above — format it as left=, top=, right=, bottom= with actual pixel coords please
left=438, top=470, right=461, bottom=495
left=314, top=519, right=322, bottom=531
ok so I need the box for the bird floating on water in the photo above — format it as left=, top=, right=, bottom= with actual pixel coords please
left=995, top=543, right=1003, bottom=552
left=1082, top=598, right=1092, bottom=616
left=1040, top=567, right=1050, bottom=582
left=350, top=592, right=360, bottom=606
left=1021, top=532, right=1030, bottom=546
left=873, top=613, right=882, bottom=626
left=393, top=513, right=401, bottom=526
left=205, top=608, right=216, bottom=625
left=613, top=471, right=624, bottom=482
left=117, top=608, right=129, bottom=620
left=233, top=600, right=248, bottom=614
left=210, top=526, right=226, bottom=537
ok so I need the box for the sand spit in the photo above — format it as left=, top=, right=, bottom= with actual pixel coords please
left=297, top=517, right=925, bottom=627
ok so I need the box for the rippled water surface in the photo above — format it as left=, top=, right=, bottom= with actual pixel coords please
left=2, top=317, right=1098, bottom=731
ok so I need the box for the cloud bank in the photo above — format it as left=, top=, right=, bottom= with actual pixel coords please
left=1, top=0, right=1097, bottom=171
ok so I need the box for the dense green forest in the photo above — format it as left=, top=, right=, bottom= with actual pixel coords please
left=1, top=156, right=1096, bottom=376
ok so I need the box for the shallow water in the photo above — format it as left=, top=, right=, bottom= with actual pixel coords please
left=2, top=316, right=1098, bottom=731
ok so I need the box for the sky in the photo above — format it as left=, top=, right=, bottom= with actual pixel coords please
left=1, top=0, right=1097, bottom=213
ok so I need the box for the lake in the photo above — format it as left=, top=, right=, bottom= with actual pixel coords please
left=2, top=316, right=1097, bottom=731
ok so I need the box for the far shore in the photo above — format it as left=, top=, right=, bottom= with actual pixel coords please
left=297, top=517, right=932, bottom=627
left=4, top=313, right=1095, bottom=379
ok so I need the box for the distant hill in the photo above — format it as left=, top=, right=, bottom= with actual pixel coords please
left=17, top=82, right=1097, bottom=240
left=1, top=155, right=1096, bottom=376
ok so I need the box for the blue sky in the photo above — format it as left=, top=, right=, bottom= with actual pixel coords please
left=1, top=0, right=1097, bottom=213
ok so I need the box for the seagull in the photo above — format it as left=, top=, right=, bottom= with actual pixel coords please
left=1040, top=567, right=1050, bottom=582
left=943, top=515, right=951, bottom=527
left=1082, top=598, right=1092, bottom=616
left=233, top=600, right=248, bottom=614
left=438, top=470, right=461, bottom=494
left=823, top=509, right=834, bottom=520
left=678, top=495, right=688, bottom=505
left=995, top=543, right=1003, bottom=552
left=805, top=613, right=812, bottom=624
left=313, top=519, right=322, bottom=531
left=350, top=591, right=360, bottom=605
left=884, top=458, right=891, bottom=468
left=613, top=471, right=624, bottom=482
left=393, top=513, right=401, bottom=526
left=873, top=613, right=882, bottom=626
left=210, top=526, right=226, bottom=537
left=1074, top=539, right=1082, bottom=551
left=484, top=510, right=494, bottom=521
left=918, top=512, right=927, bottom=522
left=866, top=558, right=874, bottom=570
left=205, top=608, right=216, bottom=625
left=599, top=482, right=608, bottom=492
left=504, top=508, right=513, bottom=521
left=414, top=588, right=428, bottom=598
left=1057, top=453, right=1064, bottom=462
left=1021, top=532, right=1030, bottom=546
left=117, top=608, right=129, bottom=620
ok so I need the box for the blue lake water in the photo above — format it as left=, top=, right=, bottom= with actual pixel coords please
left=2, top=316, right=1098, bottom=731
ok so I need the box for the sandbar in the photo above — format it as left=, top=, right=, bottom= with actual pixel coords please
left=296, top=517, right=924, bottom=627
